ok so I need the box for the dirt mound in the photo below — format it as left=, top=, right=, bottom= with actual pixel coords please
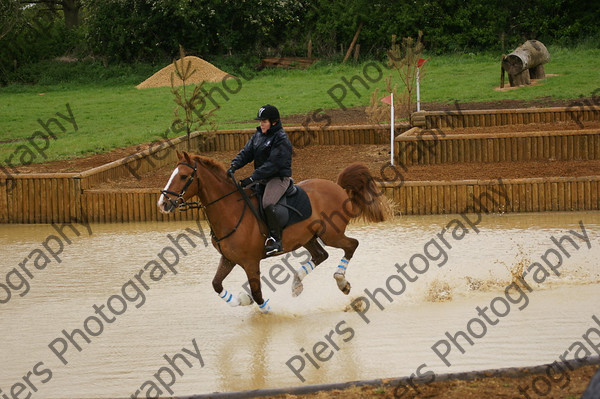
left=136, top=56, right=234, bottom=89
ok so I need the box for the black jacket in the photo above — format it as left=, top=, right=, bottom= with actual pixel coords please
left=231, top=123, right=292, bottom=181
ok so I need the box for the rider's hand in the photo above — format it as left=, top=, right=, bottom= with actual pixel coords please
left=240, top=177, right=253, bottom=187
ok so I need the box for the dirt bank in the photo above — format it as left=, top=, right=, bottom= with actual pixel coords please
left=9, top=98, right=599, bottom=175
left=259, top=364, right=599, bottom=398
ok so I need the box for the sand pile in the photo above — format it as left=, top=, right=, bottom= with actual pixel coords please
left=136, top=56, right=235, bottom=89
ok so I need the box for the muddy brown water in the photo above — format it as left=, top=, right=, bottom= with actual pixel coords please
left=1, top=212, right=599, bottom=398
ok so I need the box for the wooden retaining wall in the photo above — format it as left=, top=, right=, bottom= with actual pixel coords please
left=3, top=174, right=600, bottom=223
left=199, top=125, right=391, bottom=152
left=381, top=176, right=600, bottom=215
left=0, top=174, right=81, bottom=223
left=2, top=107, right=600, bottom=224
left=81, top=189, right=203, bottom=223
left=79, top=125, right=390, bottom=190
left=396, top=129, right=600, bottom=166
left=0, top=125, right=390, bottom=223
left=411, top=105, right=600, bottom=130
left=77, top=176, right=600, bottom=221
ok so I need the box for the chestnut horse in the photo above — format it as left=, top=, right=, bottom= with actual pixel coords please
left=158, top=151, right=390, bottom=313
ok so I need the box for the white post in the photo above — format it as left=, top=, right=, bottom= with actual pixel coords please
left=416, top=67, right=421, bottom=112
left=390, top=92, right=394, bottom=166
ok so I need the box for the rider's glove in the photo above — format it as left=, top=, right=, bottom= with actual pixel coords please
left=240, top=177, right=253, bottom=187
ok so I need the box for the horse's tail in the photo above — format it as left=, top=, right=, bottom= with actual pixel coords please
left=336, top=163, right=392, bottom=223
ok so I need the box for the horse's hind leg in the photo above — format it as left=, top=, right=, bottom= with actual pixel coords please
left=320, top=232, right=359, bottom=295
left=212, top=256, right=253, bottom=307
left=292, top=236, right=329, bottom=297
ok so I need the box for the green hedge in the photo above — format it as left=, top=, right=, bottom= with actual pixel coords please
left=1, top=0, right=599, bottom=85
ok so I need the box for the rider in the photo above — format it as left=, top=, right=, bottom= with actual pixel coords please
left=227, top=104, right=292, bottom=256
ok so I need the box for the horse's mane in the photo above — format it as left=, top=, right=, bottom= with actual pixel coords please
left=192, top=154, right=229, bottom=181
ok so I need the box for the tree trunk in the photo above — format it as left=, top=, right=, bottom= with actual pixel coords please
left=500, top=55, right=506, bottom=88
left=343, top=21, right=363, bottom=63
left=508, top=69, right=530, bottom=86
left=529, top=64, right=546, bottom=79
left=0, top=0, right=20, bottom=39
left=501, top=40, right=550, bottom=87
left=62, top=0, right=81, bottom=29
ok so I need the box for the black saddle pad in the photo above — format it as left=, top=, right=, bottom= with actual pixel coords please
left=254, top=184, right=312, bottom=229
left=282, top=185, right=312, bottom=228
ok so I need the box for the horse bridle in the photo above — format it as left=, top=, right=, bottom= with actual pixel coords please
left=160, top=161, right=254, bottom=246
left=160, top=161, right=201, bottom=210
left=161, top=160, right=242, bottom=210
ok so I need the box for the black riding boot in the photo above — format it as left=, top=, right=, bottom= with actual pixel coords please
left=264, top=204, right=283, bottom=256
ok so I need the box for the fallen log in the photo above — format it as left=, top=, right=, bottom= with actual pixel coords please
left=501, top=40, right=550, bottom=87
left=260, top=57, right=318, bottom=69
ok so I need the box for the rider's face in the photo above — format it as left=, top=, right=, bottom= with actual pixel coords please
left=259, top=119, right=271, bottom=133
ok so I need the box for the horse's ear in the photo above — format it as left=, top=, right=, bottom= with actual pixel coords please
left=182, top=150, right=192, bottom=163
left=176, top=150, right=183, bottom=160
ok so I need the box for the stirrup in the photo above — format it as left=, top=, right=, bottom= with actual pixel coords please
left=265, top=237, right=283, bottom=256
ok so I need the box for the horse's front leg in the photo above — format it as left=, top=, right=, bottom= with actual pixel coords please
left=243, top=262, right=271, bottom=313
left=213, top=256, right=253, bottom=307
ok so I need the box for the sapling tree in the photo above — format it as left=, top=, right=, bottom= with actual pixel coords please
left=367, top=32, right=425, bottom=124
left=170, top=45, right=218, bottom=151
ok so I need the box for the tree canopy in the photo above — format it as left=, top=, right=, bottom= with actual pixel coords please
left=1, top=0, right=598, bottom=81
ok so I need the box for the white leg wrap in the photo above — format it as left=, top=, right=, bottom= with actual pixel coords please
left=334, top=257, right=350, bottom=291
left=219, top=289, right=241, bottom=307
left=258, top=298, right=271, bottom=314
left=295, top=260, right=316, bottom=281
left=334, top=257, right=349, bottom=277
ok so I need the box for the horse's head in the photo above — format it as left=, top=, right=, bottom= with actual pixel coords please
left=157, top=150, right=200, bottom=214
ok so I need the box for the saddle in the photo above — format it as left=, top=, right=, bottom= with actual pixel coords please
left=253, top=180, right=312, bottom=229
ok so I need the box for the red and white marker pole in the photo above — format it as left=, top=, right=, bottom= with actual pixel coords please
left=416, top=58, right=427, bottom=112
left=381, top=93, right=394, bottom=166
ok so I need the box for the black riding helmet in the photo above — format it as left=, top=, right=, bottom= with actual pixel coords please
left=254, top=104, right=280, bottom=122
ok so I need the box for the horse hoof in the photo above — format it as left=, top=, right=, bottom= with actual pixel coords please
left=342, top=282, right=351, bottom=295
left=292, top=276, right=304, bottom=297
left=239, top=292, right=254, bottom=306
left=334, top=273, right=351, bottom=295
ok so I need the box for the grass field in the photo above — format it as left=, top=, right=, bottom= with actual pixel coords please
left=1, top=46, right=599, bottom=165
